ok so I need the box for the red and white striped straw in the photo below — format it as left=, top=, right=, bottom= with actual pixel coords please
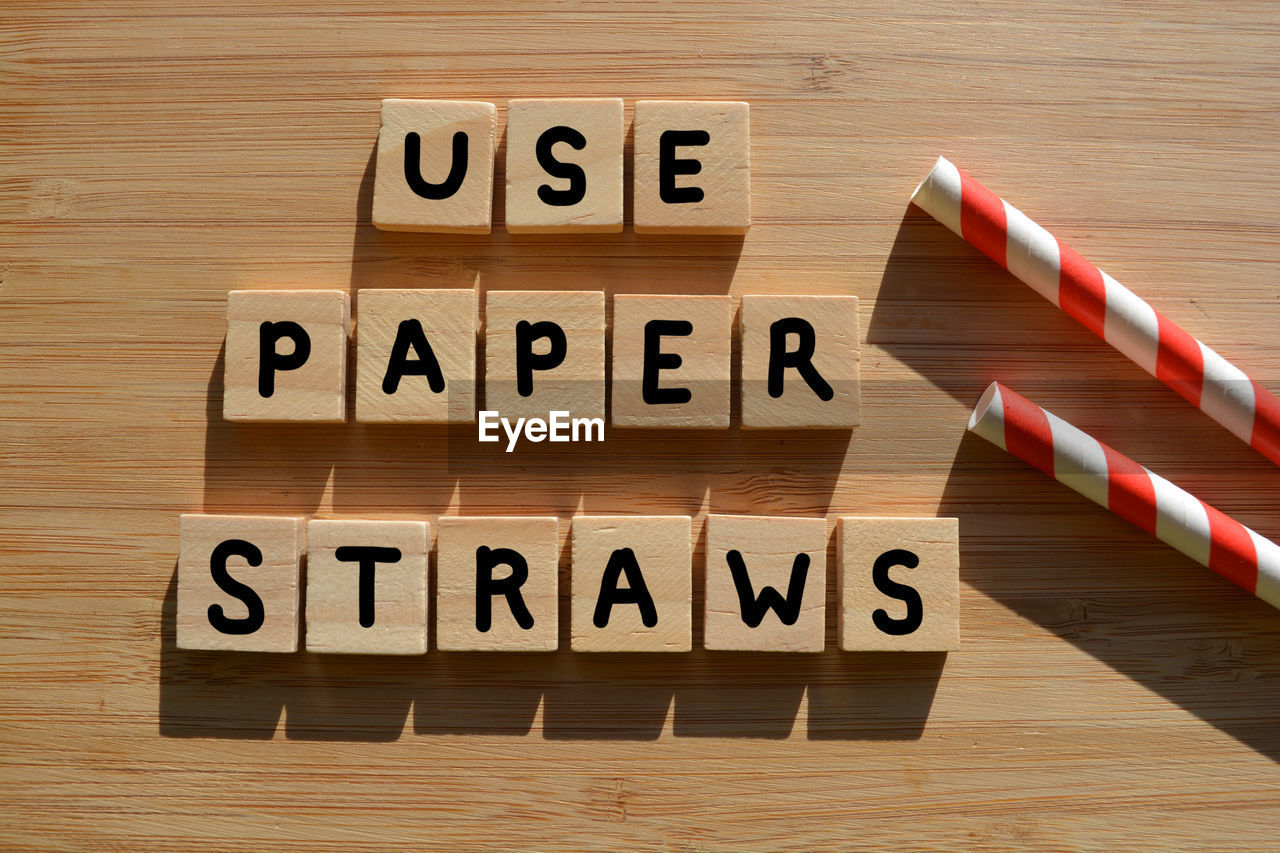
left=969, top=381, right=1280, bottom=609
left=913, top=157, right=1280, bottom=467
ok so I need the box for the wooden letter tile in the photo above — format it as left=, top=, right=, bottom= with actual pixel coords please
left=838, top=517, right=960, bottom=652
left=373, top=99, right=497, bottom=234
left=177, top=514, right=305, bottom=652
left=571, top=516, right=692, bottom=652
left=704, top=515, right=827, bottom=652
left=505, top=98, right=624, bottom=234
left=611, top=295, right=732, bottom=428
left=484, top=291, right=605, bottom=421
left=633, top=100, right=750, bottom=234
left=223, top=289, right=349, bottom=423
left=740, top=294, right=859, bottom=429
left=305, top=519, right=430, bottom=655
left=356, top=288, right=478, bottom=423
left=435, top=517, right=559, bottom=651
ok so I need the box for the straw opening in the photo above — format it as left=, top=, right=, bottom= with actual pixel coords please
left=968, top=381, right=1001, bottom=431
left=910, top=155, right=949, bottom=204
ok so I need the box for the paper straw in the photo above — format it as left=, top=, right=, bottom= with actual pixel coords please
left=968, top=381, right=1280, bottom=609
left=913, top=156, right=1280, bottom=467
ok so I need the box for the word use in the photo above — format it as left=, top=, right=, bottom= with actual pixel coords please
left=177, top=514, right=961, bottom=654
left=373, top=99, right=750, bottom=234
left=223, top=289, right=860, bottom=429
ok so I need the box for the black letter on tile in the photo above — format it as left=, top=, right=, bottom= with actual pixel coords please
left=871, top=549, right=923, bottom=635
left=768, top=317, right=833, bottom=401
left=258, top=321, right=311, bottom=398
left=659, top=129, right=709, bottom=203
left=726, top=549, right=809, bottom=627
left=382, top=319, right=446, bottom=395
left=642, top=319, right=693, bottom=405
left=593, top=548, right=659, bottom=629
left=404, top=131, right=468, bottom=200
left=207, top=539, right=266, bottom=635
left=475, top=546, right=535, bottom=632
left=515, top=320, right=567, bottom=397
left=536, top=126, right=587, bottom=206
left=335, top=545, right=403, bottom=629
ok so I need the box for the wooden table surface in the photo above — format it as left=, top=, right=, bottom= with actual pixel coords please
left=3, top=2, right=1278, bottom=849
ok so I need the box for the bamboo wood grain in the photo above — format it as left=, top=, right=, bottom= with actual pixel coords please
left=2, top=1, right=1279, bottom=850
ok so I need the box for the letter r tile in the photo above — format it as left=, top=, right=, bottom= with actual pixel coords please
left=435, top=517, right=560, bottom=652
left=740, top=294, right=859, bottom=429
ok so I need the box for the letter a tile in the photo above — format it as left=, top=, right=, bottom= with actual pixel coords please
left=356, top=288, right=478, bottom=423
left=571, top=515, right=692, bottom=651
